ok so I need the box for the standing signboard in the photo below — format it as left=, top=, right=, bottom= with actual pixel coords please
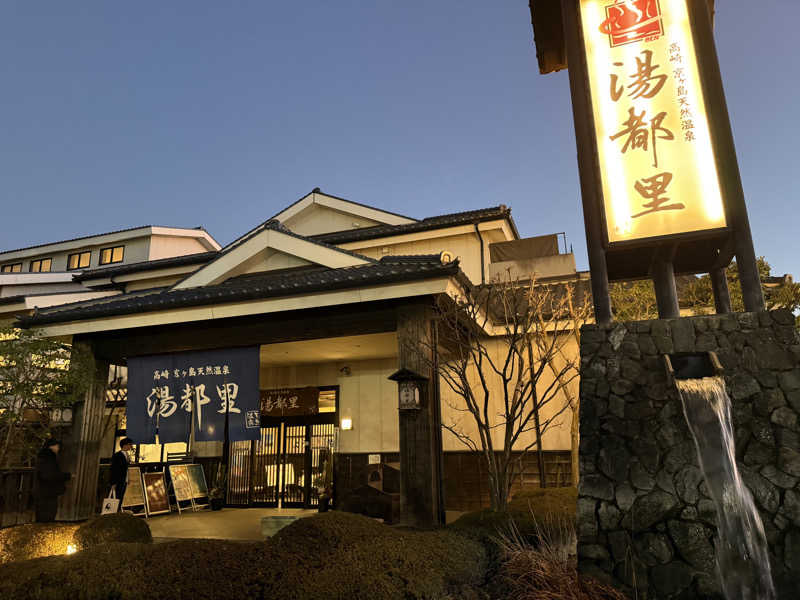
left=121, top=466, right=147, bottom=516
left=126, top=346, right=261, bottom=444
left=143, top=472, right=170, bottom=516
left=187, top=464, right=210, bottom=507
left=168, top=464, right=195, bottom=513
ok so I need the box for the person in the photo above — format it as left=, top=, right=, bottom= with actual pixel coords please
left=35, top=439, right=71, bottom=522
left=110, top=438, right=133, bottom=506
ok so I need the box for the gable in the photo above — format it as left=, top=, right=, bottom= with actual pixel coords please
left=172, top=224, right=370, bottom=290
left=273, top=189, right=416, bottom=236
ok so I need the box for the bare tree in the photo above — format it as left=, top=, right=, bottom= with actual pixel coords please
left=0, top=328, right=93, bottom=468
left=426, top=274, right=589, bottom=512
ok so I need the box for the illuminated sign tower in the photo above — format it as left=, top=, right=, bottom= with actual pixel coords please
left=530, top=0, right=764, bottom=322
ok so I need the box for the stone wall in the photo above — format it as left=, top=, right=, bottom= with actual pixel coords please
left=578, top=309, right=800, bottom=599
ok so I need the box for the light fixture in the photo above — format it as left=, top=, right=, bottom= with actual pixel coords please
left=388, top=368, right=428, bottom=410
left=340, top=417, right=353, bottom=431
left=339, top=366, right=351, bottom=376
left=66, top=544, right=77, bottom=555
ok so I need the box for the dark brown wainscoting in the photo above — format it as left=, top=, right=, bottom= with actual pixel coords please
left=335, top=450, right=572, bottom=513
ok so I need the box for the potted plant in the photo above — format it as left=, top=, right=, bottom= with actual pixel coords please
left=209, top=463, right=226, bottom=511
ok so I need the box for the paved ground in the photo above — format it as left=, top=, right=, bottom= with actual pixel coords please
left=147, top=507, right=467, bottom=541
left=148, top=507, right=316, bottom=541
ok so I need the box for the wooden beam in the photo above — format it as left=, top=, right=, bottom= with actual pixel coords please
left=395, top=303, right=445, bottom=528
left=687, top=0, right=764, bottom=312
left=85, top=302, right=401, bottom=363
left=710, top=267, right=732, bottom=314
left=560, top=0, right=613, bottom=325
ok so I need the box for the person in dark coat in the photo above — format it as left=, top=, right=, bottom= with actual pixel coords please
left=110, top=438, right=133, bottom=506
left=35, top=439, right=70, bottom=522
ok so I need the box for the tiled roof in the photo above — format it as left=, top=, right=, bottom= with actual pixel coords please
left=20, top=255, right=467, bottom=327
left=268, top=188, right=417, bottom=222
left=73, top=251, right=219, bottom=282
left=0, top=225, right=213, bottom=256
left=311, top=206, right=518, bottom=245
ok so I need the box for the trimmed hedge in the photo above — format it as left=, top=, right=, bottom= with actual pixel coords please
left=0, top=523, right=79, bottom=565
left=450, top=486, right=577, bottom=544
left=0, top=511, right=488, bottom=600
left=74, top=514, right=152, bottom=549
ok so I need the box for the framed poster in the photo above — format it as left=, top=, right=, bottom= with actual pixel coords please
left=121, top=466, right=146, bottom=510
left=143, top=471, right=171, bottom=515
left=168, top=465, right=193, bottom=502
left=187, top=464, right=209, bottom=503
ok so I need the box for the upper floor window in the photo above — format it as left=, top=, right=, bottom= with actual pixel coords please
left=1, top=263, right=22, bottom=273
left=99, top=246, right=124, bottom=265
left=29, top=258, right=52, bottom=273
left=67, top=251, right=91, bottom=270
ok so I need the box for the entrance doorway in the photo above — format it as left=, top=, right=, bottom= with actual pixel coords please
left=227, top=419, right=336, bottom=508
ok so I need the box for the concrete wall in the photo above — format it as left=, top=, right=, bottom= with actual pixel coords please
left=283, top=204, right=382, bottom=236
left=488, top=253, right=577, bottom=282
left=440, top=335, right=577, bottom=452
left=351, top=231, right=486, bottom=286
left=578, top=310, right=800, bottom=599
left=147, top=235, right=213, bottom=261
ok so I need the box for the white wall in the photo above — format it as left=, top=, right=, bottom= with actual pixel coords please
left=284, top=205, right=382, bottom=237
left=439, top=335, right=577, bottom=452
left=147, top=235, right=213, bottom=261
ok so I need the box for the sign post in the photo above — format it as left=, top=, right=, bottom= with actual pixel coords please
left=549, top=0, right=764, bottom=319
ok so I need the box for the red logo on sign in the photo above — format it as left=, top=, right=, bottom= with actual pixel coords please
left=599, top=0, right=663, bottom=47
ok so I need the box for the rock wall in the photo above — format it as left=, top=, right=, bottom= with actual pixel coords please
left=578, top=309, right=800, bottom=599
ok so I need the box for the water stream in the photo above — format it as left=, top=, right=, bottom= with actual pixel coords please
left=676, top=376, right=775, bottom=600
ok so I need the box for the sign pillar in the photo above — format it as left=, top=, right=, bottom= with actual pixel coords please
left=686, top=0, right=764, bottom=312
left=561, top=0, right=614, bottom=325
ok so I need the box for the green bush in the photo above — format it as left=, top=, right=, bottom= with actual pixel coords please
left=449, top=486, right=577, bottom=548
left=0, top=511, right=487, bottom=600
left=74, top=513, right=153, bottom=550
left=0, top=523, right=79, bottom=564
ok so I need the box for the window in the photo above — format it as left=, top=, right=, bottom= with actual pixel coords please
left=67, top=251, right=91, bottom=270
left=99, top=245, right=124, bottom=265
left=1, top=263, right=22, bottom=273
left=29, top=258, right=52, bottom=273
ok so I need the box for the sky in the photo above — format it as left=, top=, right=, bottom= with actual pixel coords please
left=0, top=1, right=797, bottom=277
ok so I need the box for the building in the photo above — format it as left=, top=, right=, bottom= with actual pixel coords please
left=17, top=189, right=584, bottom=525
left=0, top=225, right=221, bottom=324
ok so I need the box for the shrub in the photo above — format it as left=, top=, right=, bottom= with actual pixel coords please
left=493, top=519, right=625, bottom=600
left=450, top=486, right=577, bottom=546
left=0, top=523, right=79, bottom=564
left=73, top=513, right=152, bottom=549
left=0, top=511, right=488, bottom=600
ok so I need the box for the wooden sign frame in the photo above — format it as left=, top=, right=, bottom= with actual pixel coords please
left=187, top=464, right=210, bottom=508
left=120, top=466, right=147, bottom=517
left=168, top=464, right=196, bottom=514
left=142, top=471, right=171, bottom=516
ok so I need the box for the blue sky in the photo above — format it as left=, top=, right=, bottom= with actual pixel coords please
left=1, top=1, right=797, bottom=277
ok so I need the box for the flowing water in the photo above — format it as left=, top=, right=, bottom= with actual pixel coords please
left=676, top=376, right=775, bottom=600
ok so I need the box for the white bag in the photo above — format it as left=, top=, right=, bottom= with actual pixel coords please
left=101, top=488, right=120, bottom=515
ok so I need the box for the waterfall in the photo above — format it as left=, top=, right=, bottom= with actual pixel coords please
left=676, top=376, right=775, bottom=600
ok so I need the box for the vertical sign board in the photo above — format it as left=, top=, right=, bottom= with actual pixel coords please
left=579, top=0, right=726, bottom=244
